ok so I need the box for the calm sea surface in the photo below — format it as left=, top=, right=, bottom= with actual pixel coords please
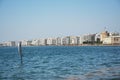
left=0, top=46, right=120, bottom=80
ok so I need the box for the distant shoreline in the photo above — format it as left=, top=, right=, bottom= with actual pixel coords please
left=78, top=44, right=120, bottom=46
left=0, top=44, right=120, bottom=47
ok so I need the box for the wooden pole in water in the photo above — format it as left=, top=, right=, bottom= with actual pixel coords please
left=18, top=42, right=23, bottom=64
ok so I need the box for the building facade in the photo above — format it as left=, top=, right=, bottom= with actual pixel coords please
left=100, top=31, right=109, bottom=42
left=39, top=38, right=45, bottom=45
left=21, top=40, right=32, bottom=46
left=46, top=38, right=53, bottom=45
left=62, top=36, right=70, bottom=45
left=69, top=36, right=78, bottom=45
left=56, top=37, right=63, bottom=45
left=52, top=38, right=57, bottom=45
left=103, top=36, right=120, bottom=45
left=80, top=34, right=96, bottom=44
left=2, top=41, right=16, bottom=46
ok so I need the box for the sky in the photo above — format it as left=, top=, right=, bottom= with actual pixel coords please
left=0, top=0, right=120, bottom=41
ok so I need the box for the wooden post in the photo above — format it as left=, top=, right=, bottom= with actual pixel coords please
left=18, top=42, right=23, bottom=64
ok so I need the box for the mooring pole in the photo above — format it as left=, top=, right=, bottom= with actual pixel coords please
left=18, top=42, right=23, bottom=64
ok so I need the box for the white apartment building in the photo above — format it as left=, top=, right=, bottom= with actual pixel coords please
left=62, top=36, right=70, bottom=45
left=95, top=33, right=100, bottom=42
left=80, top=34, right=96, bottom=44
left=46, top=38, right=53, bottom=45
left=2, top=41, right=16, bottom=46
left=52, top=38, right=57, bottom=45
left=21, top=40, right=32, bottom=46
left=31, top=39, right=39, bottom=46
left=39, top=38, right=45, bottom=45
left=56, top=37, right=63, bottom=45
left=69, top=36, right=78, bottom=45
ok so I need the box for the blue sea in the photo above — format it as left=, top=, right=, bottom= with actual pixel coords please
left=0, top=46, right=120, bottom=80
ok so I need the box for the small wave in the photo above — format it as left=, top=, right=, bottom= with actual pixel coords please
left=66, top=66, right=120, bottom=80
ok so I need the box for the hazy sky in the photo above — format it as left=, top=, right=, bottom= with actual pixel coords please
left=0, top=0, right=120, bottom=41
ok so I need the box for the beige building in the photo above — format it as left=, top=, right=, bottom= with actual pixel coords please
left=103, top=36, right=120, bottom=45
left=100, top=31, right=109, bottom=42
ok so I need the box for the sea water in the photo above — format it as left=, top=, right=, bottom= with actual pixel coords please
left=0, top=46, right=120, bottom=80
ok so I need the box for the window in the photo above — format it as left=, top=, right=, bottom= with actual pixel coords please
left=114, top=38, right=119, bottom=41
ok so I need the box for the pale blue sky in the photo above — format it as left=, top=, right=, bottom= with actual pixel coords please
left=0, top=0, right=120, bottom=41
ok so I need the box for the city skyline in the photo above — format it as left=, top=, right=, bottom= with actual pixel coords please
left=0, top=0, right=120, bottom=42
left=0, top=30, right=120, bottom=46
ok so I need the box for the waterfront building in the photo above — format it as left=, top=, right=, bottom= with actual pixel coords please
left=52, top=38, right=57, bottom=45
left=77, top=37, right=80, bottom=45
left=80, top=34, right=96, bottom=44
left=103, top=36, right=120, bottom=45
left=56, top=37, right=63, bottom=45
left=44, top=39, right=47, bottom=45
left=21, top=40, right=32, bottom=46
left=31, top=39, right=40, bottom=46
left=62, top=36, right=70, bottom=45
left=95, top=33, right=101, bottom=43
left=39, top=38, right=45, bottom=45
left=77, top=36, right=81, bottom=45
left=79, top=36, right=82, bottom=44
left=21, top=40, right=27, bottom=46
left=100, top=31, right=109, bottom=42
left=26, top=40, right=32, bottom=46
left=62, top=37, right=66, bottom=45
left=69, top=36, right=78, bottom=45
left=10, top=41, right=16, bottom=46
left=103, top=37, right=111, bottom=45
left=2, top=41, right=16, bottom=46
left=46, top=38, right=53, bottom=45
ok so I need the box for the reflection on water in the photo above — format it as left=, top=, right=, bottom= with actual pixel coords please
left=0, top=46, right=120, bottom=80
